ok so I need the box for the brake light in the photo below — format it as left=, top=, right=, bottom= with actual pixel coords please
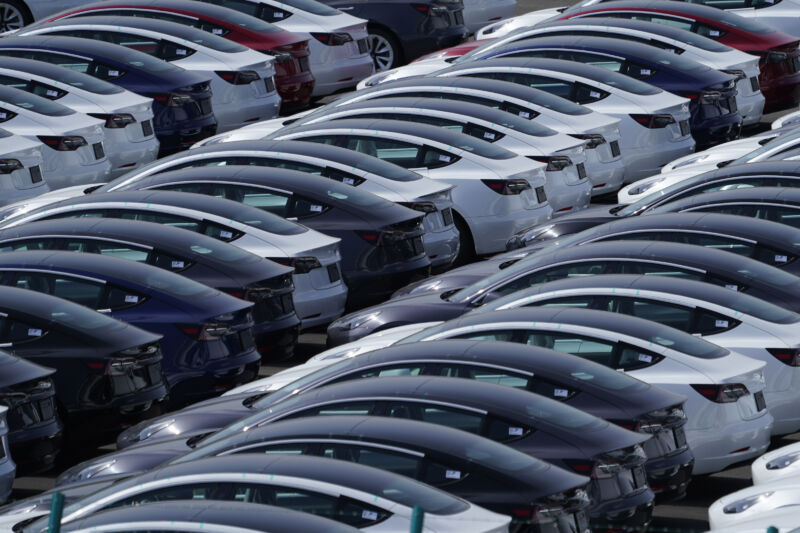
left=88, top=113, right=136, bottom=129
left=179, top=323, right=232, bottom=341
left=37, top=135, right=87, bottom=151
left=150, top=93, right=194, bottom=107
left=691, top=383, right=749, bottom=403
left=411, top=3, right=449, bottom=15
left=721, top=69, right=747, bottom=81
left=481, top=178, right=531, bottom=195
left=629, top=114, right=675, bottom=128
left=357, top=230, right=410, bottom=246
left=564, top=459, right=594, bottom=474
left=528, top=155, right=572, bottom=171
left=399, top=201, right=437, bottom=213
left=215, top=70, right=260, bottom=85
left=767, top=348, right=800, bottom=366
left=682, top=91, right=722, bottom=104
left=267, top=256, right=322, bottom=274
left=569, top=133, right=606, bottom=148
left=310, top=32, right=353, bottom=46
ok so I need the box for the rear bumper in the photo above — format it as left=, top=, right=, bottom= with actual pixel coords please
left=154, top=115, right=217, bottom=156
left=589, top=486, right=654, bottom=530
left=760, top=68, right=800, bottom=113
left=9, top=423, right=63, bottom=474
left=344, top=261, right=430, bottom=308
left=402, top=27, right=467, bottom=62
left=310, top=55, right=374, bottom=97
left=168, top=350, right=261, bottom=405
left=691, top=114, right=742, bottom=150
left=293, top=280, right=348, bottom=329
left=688, top=411, right=773, bottom=475
left=644, top=448, right=694, bottom=502
left=276, top=71, right=315, bottom=110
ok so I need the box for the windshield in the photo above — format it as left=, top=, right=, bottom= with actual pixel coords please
left=730, top=131, right=800, bottom=165
left=0, top=87, right=74, bottom=116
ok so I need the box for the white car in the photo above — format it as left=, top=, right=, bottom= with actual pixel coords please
left=0, top=85, right=110, bottom=189
left=275, top=76, right=627, bottom=196
left=200, top=0, right=373, bottom=96
left=752, top=440, right=800, bottom=486
left=480, top=273, right=800, bottom=435
left=463, top=0, right=516, bottom=34
left=268, top=118, right=552, bottom=256
left=17, top=17, right=281, bottom=133
left=434, top=57, right=695, bottom=183
left=707, top=507, right=800, bottom=533
left=391, top=307, right=773, bottom=475
left=618, top=127, right=800, bottom=203
left=773, top=109, right=800, bottom=129
left=475, top=8, right=564, bottom=39
left=0, top=57, right=159, bottom=178
left=265, top=97, right=593, bottom=215
left=708, top=480, right=800, bottom=530
left=0, top=190, right=348, bottom=329
left=0, top=126, right=47, bottom=206
left=458, top=18, right=764, bottom=126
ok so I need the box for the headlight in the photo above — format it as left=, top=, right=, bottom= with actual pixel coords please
left=75, top=459, right=117, bottom=481
left=767, top=451, right=800, bottom=470
left=364, top=72, right=391, bottom=87
left=139, top=418, right=176, bottom=441
left=334, top=311, right=381, bottom=331
left=627, top=178, right=665, bottom=196
left=723, top=492, right=773, bottom=514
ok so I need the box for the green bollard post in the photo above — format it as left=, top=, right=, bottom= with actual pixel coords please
left=48, top=492, right=64, bottom=533
left=767, top=527, right=778, bottom=533
left=409, top=505, right=424, bottom=533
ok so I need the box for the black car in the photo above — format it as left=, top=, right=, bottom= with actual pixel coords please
left=0, top=36, right=217, bottom=154
left=60, top=501, right=361, bottom=533
left=0, top=350, right=62, bottom=473
left=0, top=285, right=167, bottom=440
left=472, top=35, right=741, bottom=148
left=189, top=376, right=653, bottom=529
left=651, top=186, right=800, bottom=224
left=319, top=0, right=466, bottom=71
left=330, top=240, right=800, bottom=345
left=118, top=339, right=691, bottom=500
left=106, top=166, right=431, bottom=307
left=64, top=415, right=592, bottom=531
left=0, top=250, right=260, bottom=407
left=0, top=217, right=300, bottom=360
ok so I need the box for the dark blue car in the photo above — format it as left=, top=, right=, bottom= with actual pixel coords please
left=0, top=36, right=217, bottom=155
left=475, top=35, right=742, bottom=148
left=0, top=250, right=261, bottom=407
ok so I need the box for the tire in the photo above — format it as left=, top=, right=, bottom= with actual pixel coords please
left=367, top=27, right=401, bottom=72
left=0, top=0, right=30, bottom=32
left=453, top=213, right=476, bottom=267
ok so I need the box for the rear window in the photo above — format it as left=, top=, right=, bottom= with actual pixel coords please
left=143, top=268, right=217, bottom=298
left=523, top=395, right=608, bottom=430
left=49, top=301, right=126, bottom=333
left=118, top=46, right=182, bottom=73
left=280, top=0, right=341, bottom=16
left=323, top=184, right=389, bottom=208
left=650, top=51, right=710, bottom=73
left=583, top=66, right=662, bottom=95
left=27, top=64, right=123, bottom=94
left=567, top=361, right=650, bottom=391
left=511, top=87, right=591, bottom=115
left=637, top=322, right=729, bottom=359
left=0, top=87, right=74, bottom=116
left=490, top=113, right=557, bottom=137
left=231, top=207, right=308, bottom=235
left=187, top=237, right=261, bottom=264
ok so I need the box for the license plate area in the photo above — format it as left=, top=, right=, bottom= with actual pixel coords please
left=441, top=207, right=454, bottom=226
left=93, top=142, right=105, bottom=160
left=750, top=76, right=760, bottom=92
left=674, top=426, right=687, bottom=448
left=357, top=38, right=369, bottom=54
left=535, top=186, right=547, bottom=203
left=327, top=264, right=341, bottom=283
left=29, top=165, right=42, bottom=183
left=755, top=390, right=767, bottom=411
left=200, top=99, right=212, bottom=115
left=576, top=162, right=586, bottom=179
left=240, top=329, right=255, bottom=351
left=679, top=120, right=691, bottom=136
left=610, top=140, right=620, bottom=157
left=141, top=119, right=153, bottom=137
left=265, top=77, right=276, bottom=93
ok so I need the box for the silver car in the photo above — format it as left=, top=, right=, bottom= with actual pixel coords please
left=0, top=57, right=158, bottom=178
left=18, top=16, right=281, bottom=133
left=0, top=126, right=46, bottom=206
left=0, top=406, right=13, bottom=504
left=0, top=85, right=110, bottom=189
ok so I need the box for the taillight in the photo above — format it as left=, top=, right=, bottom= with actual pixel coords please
left=88, top=113, right=136, bottom=129
left=399, top=201, right=437, bottom=213
left=682, top=91, right=722, bottom=104
left=691, top=383, right=750, bottom=403
left=37, top=135, right=87, bottom=151
left=629, top=114, right=675, bottom=128
left=106, top=357, right=141, bottom=376
left=179, top=323, right=232, bottom=341
left=411, top=3, right=449, bottom=15
left=528, top=155, right=572, bottom=171
left=767, top=348, right=800, bottom=366
left=481, top=178, right=531, bottom=195
left=0, top=159, right=22, bottom=174
left=310, top=32, right=353, bottom=46
left=357, top=230, right=407, bottom=246
left=263, top=50, right=293, bottom=63
left=569, top=133, right=606, bottom=149
left=758, top=50, right=789, bottom=64
left=721, top=69, right=747, bottom=81
left=564, top=459, right=595, bottom=475
left=150, top=93, right=194, bottom=107
left=215, top=70, right=260, bottom=85
left=267, top=256, right=322, bottom=274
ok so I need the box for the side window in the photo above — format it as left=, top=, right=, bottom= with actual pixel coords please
left=0, top=74, right=27, bottom=90
left=617, top=343, right=664, bottom=371
left=108, top=31, right=161, bottom=55
left=241, top=443, right=314, bottom=455
left=639, top=15, right=694, bottom=31
left=297, top=135, right=339, bottom=147
left=149, top=251, right=193, bottom=272
left=535, top=295, right=595, bottom=309
left=24, top=52, right=95, bottom=75
left=693, top=309, right=741, bottom=335
left=621, top=61, right=657, bottom=79
left=451, top=329, right=517, bottom=342
left=90, top=61, right=126, bottom=81
left=500, top=102, right=539, bottom=119
left=479, top=72, right=574, bottom=100
left=494, top=261, right=613, bottom=297
left=420, top=459, right=469, bottom=486
left=158, top=40, right=196, bottom=61
left=421, top=146, right=458, bottom=169
left=529, top=376, right=578, bottom=401
left=437, top=364, right=530, bottom=389
left=286, top=401, right=376, bottom=418
left=104, top=286, right=146, bottom=311
left=340, top=364, right=426, bottom=379
left=290, top=195, right=330, bottom=219
left=694, top=22, right=727, bottom=39
left=573, top=83, right=610, bottom=104
left=257, top=486, right=389, bottom=528
left=232, top=185, right=292, bottom=217
left=616, top=262, right=704, bottom=279
left=11, top=274, right=104, bottom=308
left=606, top=297, right=695, bottom=332
left=0, top=318, right=47, bottom=344
left=519, top=331, right=617, bottom=367
left=0, top=238, right=55, bottom=252
left=202, top=222, right=242, bottom=242
left=322, top=167, right=364, bottom=186
left=30, top=79, right=68, bottom=100
left=669, top=232, right=756, bottom=257
left=752, top=246, right=796, bottom=267
left=485, top=416, right=531, bottom=442
left=322, top=444, right=423, bottom=478
left=94, top=242, right=150, bottom=262
left=118, top=210, right=202, bottom=232
left=341, top=136, right=426, bottom=169
left=111, top=483, right=221, bottom=507
left=384, top=401, right=485, bottom=434
left=569, top=51, right=625, bottom=72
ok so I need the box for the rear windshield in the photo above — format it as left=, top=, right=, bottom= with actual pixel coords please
left=650, top=51, right=710, bottom=73
left=566, top=360, right=650, bottom=391
left=322, top=183, right=389, bottom=208
left=281, top=0, right=340, bottom=16
left=170, top=30, right=248, bottom=53
left=29, top=64, right=123, bottom=94
left=231, top=207, right=307, bottom=235
left=118, top=46, right=182, bottom=73
left=49, top=301, right=126, bottom=332
left=143, top=267, right=218, bottom=298
left=0, top=87, right=74, bottom=116
left=582, top=66, right=662, bottom=95
left=707, top=289, right=800, bottom=324
left=187, top=237, right=261, bottom=264
left=523, top=394, right=608, bottom=430
left=487, top=112, right=557, bottom=137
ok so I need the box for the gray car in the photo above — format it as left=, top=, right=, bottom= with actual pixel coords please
left=0, top=406, right=13, bottom=504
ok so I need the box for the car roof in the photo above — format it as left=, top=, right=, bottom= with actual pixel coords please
left=653, top=186, right=800, bottom=210
left=72, top=0, right=280, bottom=27
left=62, top=500, right=359, bottom=533
left=541, top=16, right=722, bottom=44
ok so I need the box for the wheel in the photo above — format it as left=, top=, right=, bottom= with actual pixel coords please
left=0, top=0, right=30, bottom=32
left=367, top=27, right=400, bottom=72
left=452, top=214, right=476, bottom=267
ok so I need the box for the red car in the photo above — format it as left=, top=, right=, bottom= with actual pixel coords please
left=556, top=0, right=800, bottom=113
left=39, top=0, right=316, bottom=111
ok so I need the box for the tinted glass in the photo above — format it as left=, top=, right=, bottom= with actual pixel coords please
left=0, top=87, right=73, bottom=116
left=280, top=0, right=340, bottom=15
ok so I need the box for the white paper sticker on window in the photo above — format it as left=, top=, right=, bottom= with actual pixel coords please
left=274, top=11, right=284, bottom=17
left=46, top=89, right=59, bottom=97
left=342, top=177, right=355, bottom=185
left=508, top=426, right=524, bottom=436
left=715, top=320, right=729, bottom=328
left=27, top=328, right=42, bottom=337
left=0, top=113, right=7, bottom=119
left=220, top=230, right=233, bottom=239
left=439, top=154, right=451, bottom=162
left=212, top=28, right=224, bottom=35
left=638, top=353, right=653, bottom=363
left=445, top=470, right=461, bottom=479
left=775, top=254, right=788, bottom=263
left=171, top=261, right=185, bottom=269
left=589, top=91, right=601, bottom=98
left=640, top=69, right=652, bottom=75
left=108, top=70, right=119, bottom=77
left=484, top=132, right=496, bottom=140
left=176, top=49, right=188, bottom=56
left=519, top=111, right=530, bottom=118
left=709, top=30, right=720, bottom=36
left=362, top=511, right=378, bottom=521
left=554, top=388, right=569, bottom=398
left=725, top=284, right=739, bottom=291
left=310, top=204, right=323, bottom=212
left=124, top=295, right=139, bottom=303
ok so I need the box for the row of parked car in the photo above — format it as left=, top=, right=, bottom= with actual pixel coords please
left=2, top=0, right=800, bottom=531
